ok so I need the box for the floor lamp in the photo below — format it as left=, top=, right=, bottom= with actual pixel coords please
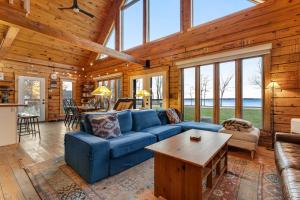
left=91, top=86, right=112, bottom=111
left=267, top=81, right=280, bottom=149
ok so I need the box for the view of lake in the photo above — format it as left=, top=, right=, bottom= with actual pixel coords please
left=184, top=98, right=262, bottom=107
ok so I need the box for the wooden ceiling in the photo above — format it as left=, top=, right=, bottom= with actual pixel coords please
left=0, top=0, right=114, bottom=67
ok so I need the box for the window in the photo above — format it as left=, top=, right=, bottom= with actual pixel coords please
left=121, top=0, right=143, bottom=50
left=98, top=26, right=116, bottom=59
left=98, top=78, right=122, bottom=108
left=130, top=72, right=168, bottom=109
left=192, top=0, right=256, bottom=27
left=219, top=61, right=235, bottom=123
left=133, top=78, right=144, bottom=108
left=183, top=67, right=196, bottom=121
left=61, top=80, right=73, bottom=113
left=149, top=0, right=180, bottom=41
left=242, top=57, right=263, bottom=128
left=200, top=64, right=214, bottom=123
left=150, top=75, right=163, bottom=109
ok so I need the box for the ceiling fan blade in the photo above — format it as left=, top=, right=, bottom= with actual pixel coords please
left=79, top=8, right=95, bottom=18
left=58, top=6, right=74, bottom=10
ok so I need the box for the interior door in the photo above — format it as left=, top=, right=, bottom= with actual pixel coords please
left=18, top=76, right=46, bottom=121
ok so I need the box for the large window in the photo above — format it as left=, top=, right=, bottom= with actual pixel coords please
left=149, top=0, right=180, bottom=41
left=219, top=61, right=235, bottom=123
left=200, top=64, right=214, bottom=123
left=192, top=0, right=256, bottom=27
left=182, top=55, right=264, bottom=128
left=242, top=57, right=263, bottom=128
left=98, top=26, right=116, bottom=59
left=121, top=0, right=143, bottom=50
left=183, top=68, right=196, bottom=121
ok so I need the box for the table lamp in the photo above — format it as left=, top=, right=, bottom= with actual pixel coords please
left=136, top=89, right=151, bottom=108
left=91, top=86, right=112, bottom=111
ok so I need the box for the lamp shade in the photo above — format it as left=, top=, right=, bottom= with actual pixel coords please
left=91, top=86, right=112, bottom=96
left=267, top=81, right=280, bottom=89
left=136, top=89, right=151, bottom=97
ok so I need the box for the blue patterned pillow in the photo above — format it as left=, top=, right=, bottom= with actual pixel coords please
left=89, top=114, right=122, bottom=139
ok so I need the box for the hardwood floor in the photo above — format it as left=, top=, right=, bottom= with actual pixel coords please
left=0, top=122, right=275, bottom=200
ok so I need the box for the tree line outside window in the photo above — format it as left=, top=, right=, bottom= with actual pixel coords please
left=183, top=56, right=263, bottom=128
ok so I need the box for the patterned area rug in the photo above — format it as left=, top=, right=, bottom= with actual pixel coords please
left=25, top=156, right=282, bottom=200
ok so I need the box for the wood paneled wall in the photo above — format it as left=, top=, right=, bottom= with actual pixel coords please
left=0, top=60, right=82, bottom=121
left=87, top=0, right=300, bottom=134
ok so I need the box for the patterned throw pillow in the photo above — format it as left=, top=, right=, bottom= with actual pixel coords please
left=89, top=114, right=122, bottom=139
left=166, top=108, right=181, bottom=124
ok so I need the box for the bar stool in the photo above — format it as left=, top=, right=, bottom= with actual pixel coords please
left=17, top=114, right=41, bottom=142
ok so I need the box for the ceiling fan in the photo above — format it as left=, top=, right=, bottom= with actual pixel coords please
left=58, top=0, right=95, bottom=18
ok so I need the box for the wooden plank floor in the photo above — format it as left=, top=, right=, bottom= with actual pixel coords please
left=0, top=122, right=275, bottom=200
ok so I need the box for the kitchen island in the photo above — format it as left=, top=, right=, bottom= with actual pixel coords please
left=0, top=104, right=26, bottom=147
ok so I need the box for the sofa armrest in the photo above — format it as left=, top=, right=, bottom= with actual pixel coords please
left=275, top=132, right=300, bottom=144
left=64, top=132, right=110, bottom=183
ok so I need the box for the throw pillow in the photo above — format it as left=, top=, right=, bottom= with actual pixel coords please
left=222, top=118, right=253, bottom=132
left=166, top=108, right=181, bottom=124
left=89, top=114, right=122, bottom=139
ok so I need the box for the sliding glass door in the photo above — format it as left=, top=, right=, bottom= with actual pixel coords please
left=183, top=67, right=196, bottom=121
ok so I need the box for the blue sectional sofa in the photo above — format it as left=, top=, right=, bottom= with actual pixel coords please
left=64, top=109, right=222, bottom=183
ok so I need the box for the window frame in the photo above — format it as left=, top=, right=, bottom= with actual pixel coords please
left=97, top=24, right=116, bottom=60
left=181, top=55, right=266, bottom=128
left=129, top=71, right=169, bottom=109
left=120, top=0, right=182, bottom=50
left=60, top=78, right=75, bottom=115
left=121, top=0, right=144, bottom=51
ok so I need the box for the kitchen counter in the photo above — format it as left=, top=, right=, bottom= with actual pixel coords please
left=0, top=104, right=27, bottom=107
left=0, top=104, right=26, bottom=146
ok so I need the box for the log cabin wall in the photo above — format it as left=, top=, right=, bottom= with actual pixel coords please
left=0, top=60, right=82, bottom=121
left=86, top=0, right=300, bottom=137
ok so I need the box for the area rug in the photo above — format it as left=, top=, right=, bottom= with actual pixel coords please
left=25, top=156, right=282, bottom=200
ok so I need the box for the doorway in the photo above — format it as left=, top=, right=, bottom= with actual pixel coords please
left=18, top=76, right=46, bottom=121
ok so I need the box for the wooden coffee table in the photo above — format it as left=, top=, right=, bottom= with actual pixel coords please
left=146, top=129, right=232, bottom=200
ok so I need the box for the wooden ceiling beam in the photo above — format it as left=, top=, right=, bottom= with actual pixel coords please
left=0, top=3, right=146, bottom=66
left=88, top=0, right=125, bottom=65
left=0, top=26, right=19, bottom=59
left=3, top=54, right=80, bottom=71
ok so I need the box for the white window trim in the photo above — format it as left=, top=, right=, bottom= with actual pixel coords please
left=176, top=43, right=272, bottom=68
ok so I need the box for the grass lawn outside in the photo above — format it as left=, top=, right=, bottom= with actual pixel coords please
left=183, top=106, right=262, bottom=128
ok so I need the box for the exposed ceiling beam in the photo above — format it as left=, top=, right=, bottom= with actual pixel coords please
left=3, top=54, right=80, bottom=71
left=0, top=3, right=146, bottom=66
left=0, top=26, right=19, bottom=59
left=87, top=0, right=125, bottom=65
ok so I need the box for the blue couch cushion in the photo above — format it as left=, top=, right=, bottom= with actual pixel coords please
left=142, top=125, right=182, bottom=141
left=132, top=110, right=161, bottom=131
left=156, top=110, right=169, bottom=125
left=109, top=131, right=156, bottom=158
left=175, top=121, right=222, bottom=132
left=116, top=110, right=132, bottom=133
